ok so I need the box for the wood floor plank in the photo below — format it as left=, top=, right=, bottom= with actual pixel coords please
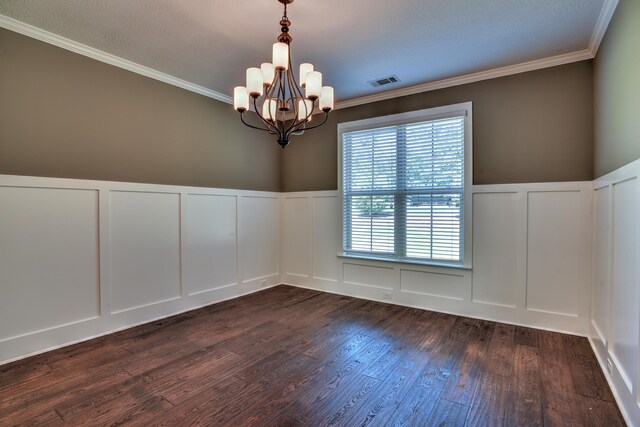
left=441, top=319, right=495, bottom=406
left=287, top=366, right=381, bottom=426
left=459, top=323, right=515, bottom=426
left=360, top=344, right=410, bottom=382
left=0, top=357, right=51, bottom=392
left=484, top=323, right=516, bottom=376
left=0, top=285, right=625, bottom=426
left=424, top=398, right=469, bottom=427
left=143, top=349, right=242, bottom=405
left=562, top=334, right=615, bottom=402
left=380, top=317, right=482, bottom=426
left=417, top=311, right=459, bottom=350
left=233, top=335, right=393, bottom=427
left=347, top=349, right=430, bottom=426
left=205, top=353, right=319, bottom=426
left=3, top=409, right=64, bottom=426
left=577, top=394, right=626, bottom=427
left=118, top=323, right=237, bottom=376
left=465, top=373, right=512, bottom=427
left=505, top=344, right=543, bottom=427
left=302, top=328, right=371, bottom=361
left=0, top=369, right=132, bottom=423
left=268, top=412, right=308, bottom=427
left=0, top=362, right=127, bottom=415
left=514, top=325, right=539, bottom=348
left=147, top=375, right=248, bottom=426
left=539, top=330, right=584, bottom=426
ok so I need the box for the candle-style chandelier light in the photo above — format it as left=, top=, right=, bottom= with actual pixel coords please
left=233, top=0, right=334, bottom=148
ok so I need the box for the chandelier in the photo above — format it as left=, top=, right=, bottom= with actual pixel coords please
left=233, top=0, right=334, bottom=148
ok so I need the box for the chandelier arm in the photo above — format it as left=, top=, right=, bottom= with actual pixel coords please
left=252, top=96, right=281, bottom=135
left=286, top=44, right=303, bottom=95
left=279, top=70, right=288, bottom=106
left=288, top=53, right=307, bottom=112
left=284, top=55, right=313, bottom=138
left=273, top=70, right=288, bottom=135
left=284, top=71, right=300, bottom=135
left=240, top=111, right=277, bottom=134
left=267, top=72, right=286, bottom=129
left=288, top=110, right=311, bottom=135
left=287, top=99, right=317, bottom=136
left=296, top=111, right=330, bottom=131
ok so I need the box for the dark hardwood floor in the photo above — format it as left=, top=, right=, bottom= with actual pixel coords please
left=0, top=285, right=625, bottom=426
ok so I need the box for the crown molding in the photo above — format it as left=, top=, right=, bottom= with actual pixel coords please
left=588, top=0, right=619, bottom=55
left=2, top=0, right=620, bottom=112
left=334, top=49, right=594, bottom=110
left=0, top=14, right=233, bottom=104
left=334, top=0, right=620, bottom=111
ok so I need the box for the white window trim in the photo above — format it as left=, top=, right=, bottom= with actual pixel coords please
left=337, top=101, right=473, bottom=269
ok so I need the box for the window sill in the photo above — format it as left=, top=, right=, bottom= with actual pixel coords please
left=338, top=253, right=472, bottom=270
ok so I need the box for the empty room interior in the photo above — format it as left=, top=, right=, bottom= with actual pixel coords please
left=1, top=0, right=639, bottom=425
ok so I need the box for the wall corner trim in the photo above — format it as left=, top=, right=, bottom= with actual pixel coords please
left=588, top=0, right=620, bottom=56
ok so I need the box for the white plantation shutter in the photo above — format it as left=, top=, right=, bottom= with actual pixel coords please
left=342, top=111, right=467, bottom=264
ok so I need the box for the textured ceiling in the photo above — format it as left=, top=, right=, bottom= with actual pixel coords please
left=0, top=0, right=606, bottom=102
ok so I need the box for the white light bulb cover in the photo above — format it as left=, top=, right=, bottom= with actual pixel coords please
left=262, top=99, right=278, bottom=120
left=299, top=63, right=314, bottom=87
left=261, top=63, right=275, bottom=86
left=319, top=86, right=334, bottom=111
left=234, top=86, right=249, bottom=111
left=246, top=68, right=263, bottom=97
left=273, top=43, right=289, bottom=70
left=305, top=71, right=322, bottom=100
left=297, top=99, right=314, bottom=121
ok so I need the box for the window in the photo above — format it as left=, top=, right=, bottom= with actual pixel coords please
left=340, top=102, right=472, bottom=267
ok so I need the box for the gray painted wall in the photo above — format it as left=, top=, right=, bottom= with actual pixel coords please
left=281, top=61, right=594, bottom=192
left=0, top=28, right=281, bottom=192
left=594, top=0, right=640, bottom=177
left=1, top=27, right=597, bottom=193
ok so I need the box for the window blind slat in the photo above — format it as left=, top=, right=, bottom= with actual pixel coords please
left=343, top=115, right=465, bottom=263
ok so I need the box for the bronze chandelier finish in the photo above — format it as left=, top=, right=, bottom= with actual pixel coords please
left=234, top=0, right=333, bottom=148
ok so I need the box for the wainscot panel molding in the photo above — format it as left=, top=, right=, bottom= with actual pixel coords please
left=0, top=175, right=281, bottom=364
left=281, top=182, right=593, bottom=337
left=590, top=158, right=640, bottom=427
left=3, top=173, right=635, bottom=422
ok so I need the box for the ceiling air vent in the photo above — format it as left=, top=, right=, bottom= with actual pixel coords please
left=368, top=75, right=401, bottom=88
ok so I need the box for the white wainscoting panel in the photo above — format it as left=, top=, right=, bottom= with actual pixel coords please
left=343, top=263, right=395, bottom=290
left=471, top=192, right=520, bottom=308
left=0, top=175, right=281, bottom=365
left=240, top=196, right=279, bottom=282
left=109, top=191, right=182, bottom=314
left=312, top=196, right=340, bottom=282
left=591, top=186, right=611, bottom=347
left=184, top=194, right=237, bottom=295
left=283, top=182, right=592, bottom=336
left=3, top=172, right=636, bottom=422
left=400, top=269, right=467, bottom=301
left=590, top=159, right=640, bottom=427
left=283, top=197, right=311, bottom=278
left=610, top=178, right=638, bottom=394
left=526, top=191, right=584, bottom=317
left=0, top=186, right=99, bottom=341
